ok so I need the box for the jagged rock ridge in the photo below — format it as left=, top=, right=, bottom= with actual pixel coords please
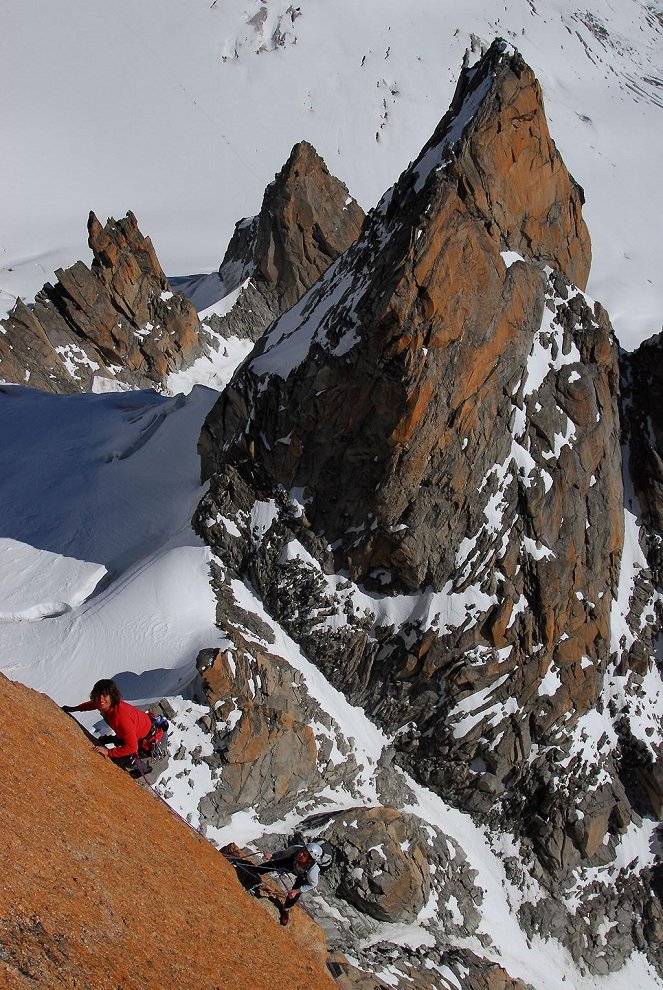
left=0, top=145, right=364, bottom=394
left=196, top=39, right=663, bottom=975
left=0, top=211, right=203, bottom=392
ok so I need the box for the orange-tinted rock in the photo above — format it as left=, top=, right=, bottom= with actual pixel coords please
left=0, top=212, right=203, bottom=392
left=0, top=673, right=333, bottom=990
left=197, top=42, right=625, bottom=863
left=447, top=52, right=590, bottom=288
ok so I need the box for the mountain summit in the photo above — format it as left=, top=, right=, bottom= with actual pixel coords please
left=196, top=42, right=662, bottom=970
left=199, top=40, right=595, bottom=584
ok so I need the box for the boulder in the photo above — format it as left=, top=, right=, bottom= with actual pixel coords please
left=211, top=702, right=318, bottom=811
left=195, top=643, right=319, bottom=821
left=325, top=807, right=431, bottom=923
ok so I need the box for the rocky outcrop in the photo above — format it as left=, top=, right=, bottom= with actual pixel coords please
left=190, top=39, right=663, bottom=976
left=204, top=141, right=365, bottom=342
left=200, top=44, right=598, bottom=585
left=192, top=634, right=359, bottom=826
left=196, top=40, right=626, bottom=862
left=324, top=806, right=431, bottom=922
left=0, top=211, right=204, bottom=392
left=198, top=644, right=319, bottom=816
left=327, top=947, right=532, bottom=990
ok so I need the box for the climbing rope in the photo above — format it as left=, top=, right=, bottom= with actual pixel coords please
left=65, top=710, right=310, bottom=922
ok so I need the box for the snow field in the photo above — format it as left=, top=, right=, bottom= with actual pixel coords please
left=3, top=0, right=663, bottom=349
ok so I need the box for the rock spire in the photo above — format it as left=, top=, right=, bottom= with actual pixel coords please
left=0, top=211, right=203, bottom=392
left=205, top=140, right=365, bottom=343
left=196, top=41, right=635, bottom=877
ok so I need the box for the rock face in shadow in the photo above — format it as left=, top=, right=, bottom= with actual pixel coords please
left=619, top=335, right=663, bottom=820
left=623, top=332, right=663, bottom=536
left=195, top=40, right=654, bottom=883
left=205, top=140, right=365, bottom=342
left=0, top=212, right=203, bottom=392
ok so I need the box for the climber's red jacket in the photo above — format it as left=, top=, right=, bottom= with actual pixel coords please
left=78, top=699, right=153, bottom=758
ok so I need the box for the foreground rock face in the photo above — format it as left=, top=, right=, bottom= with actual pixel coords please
left=204, top=141, right=365, bottom=342
left=197, top=39, right=631, bottom=872
left=0, top=673, right=333, bottom=990
left=0, top=212, right=203, bottom=392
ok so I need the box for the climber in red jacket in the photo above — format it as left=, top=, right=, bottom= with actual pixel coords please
left=63, top=678, right=155, bottom=774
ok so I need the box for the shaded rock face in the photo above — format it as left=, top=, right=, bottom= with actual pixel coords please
left=0, top=211, right=203, bottom=392
left=622, top=332, right=663, bottom=536
left=619, top=336, right=663, bottom=819
left=206, top=141, right=365, bottom=343
left=196, top=39, right=629, bottom=876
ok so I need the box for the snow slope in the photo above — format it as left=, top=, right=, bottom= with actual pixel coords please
left=0, top=383, right=223, bottom=701
left=3, top=0, right=663, bottom=349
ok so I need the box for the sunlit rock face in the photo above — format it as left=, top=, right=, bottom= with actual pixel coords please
left=0, top=211, right=202, bottom=392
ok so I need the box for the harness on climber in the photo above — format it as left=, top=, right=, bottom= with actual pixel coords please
left=138, top=712, right=170, bottom=760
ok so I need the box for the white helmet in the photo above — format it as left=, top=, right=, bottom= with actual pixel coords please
left=305, top=842, right=324, bottom=863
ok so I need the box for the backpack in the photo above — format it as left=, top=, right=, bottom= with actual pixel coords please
left=292, top=831, right=335, bottom=871
left=316, top=839, right=334, bottom=871
left=295, top=832, right=335, bottom=873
